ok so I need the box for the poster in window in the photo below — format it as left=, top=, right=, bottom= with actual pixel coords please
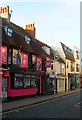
left=21, top=52, right=28, bottom=68
left=0, top=46, right=7, bottom=65
left=36, top=57, right=42, bottom=71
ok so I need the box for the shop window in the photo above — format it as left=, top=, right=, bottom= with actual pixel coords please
left=30, top=76, right=37, bottom=88
left=11, top=74, right=37, bottom=89
left=59, top=80, right=64, bottom=88
left=24, top=76, right=30, bottom=88
left=14, top=77, right=23, bottom=88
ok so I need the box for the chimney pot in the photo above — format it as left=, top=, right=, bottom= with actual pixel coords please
left=25, top=23, right=36, bottom=39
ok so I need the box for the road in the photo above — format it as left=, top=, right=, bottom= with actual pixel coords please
left=2, top=92, right=81, bottom=118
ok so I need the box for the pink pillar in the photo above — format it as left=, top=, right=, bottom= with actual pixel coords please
left=0, top=74, right=2, bottom=97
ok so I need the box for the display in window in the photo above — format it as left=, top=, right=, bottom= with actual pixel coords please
left=13, top=49, right=18, bottom=65
left=36, top=57, right=42, bottom=71
left=13, top=49, right=28, bottom=68
left=14, top=77, right=23, bottom=88
left=21, top=52, right=28, bottom=68
left=17, top=49, right=22, bottom=65
left=31, top=76, right=37, bottom=88
left=24, top=77, right=30, bottom=88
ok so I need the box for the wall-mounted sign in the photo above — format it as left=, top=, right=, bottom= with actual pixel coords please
left=45, top=60, right=51, bottom=68
left=0, top=46, right=7, bottom=65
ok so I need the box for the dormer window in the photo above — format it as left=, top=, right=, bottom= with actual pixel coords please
left=7, top=28, right=13, bottom=37
left=4, top=26, right=13, bottom=37
left=25, top=36, right=31, bottom=44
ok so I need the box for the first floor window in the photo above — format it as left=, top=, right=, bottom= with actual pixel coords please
left=12, top=49, right=18, bottom=65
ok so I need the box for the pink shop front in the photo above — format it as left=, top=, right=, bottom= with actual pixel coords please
left=0, top=45, right=43, bottom=98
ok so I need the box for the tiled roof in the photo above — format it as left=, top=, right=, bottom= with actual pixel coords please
left=31, top=39, right=53, bottom=59
left=60, top=42, right=75, bottom=62
left=1, top=17, right=34, bottom=53
left=1, top=17, right=53, bottom=59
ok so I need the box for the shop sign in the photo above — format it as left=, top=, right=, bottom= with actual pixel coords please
left=45, top=60, right=51, bottom=68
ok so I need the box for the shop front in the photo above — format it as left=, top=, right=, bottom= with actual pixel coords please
left=74, top=74, right=80, bottom=88
left=8, top=68, right=43, bottom=97
left=57, top=76, right=65, bottom=93
left=68, top=73, right=75, bottom=90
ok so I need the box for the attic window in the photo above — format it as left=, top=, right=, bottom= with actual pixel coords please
left=7, top=28, right=13, bottom=37
left=25, top=36, right=31, bottom=44
left=4, top=26, right=13, bottom=37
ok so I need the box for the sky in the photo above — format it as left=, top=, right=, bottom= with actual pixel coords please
left=1, top=0, right=80, bottom=49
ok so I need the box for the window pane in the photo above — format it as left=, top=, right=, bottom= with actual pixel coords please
left=24, top=77, right=30, bottom=88
left=14, top=77, right=23, bottom=88
left=13, top=49, right=18, bottom=64
left=31, top=76, right=36, bottom=88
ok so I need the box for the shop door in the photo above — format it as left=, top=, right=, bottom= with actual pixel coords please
left=2, top=78, right=8, bottom=98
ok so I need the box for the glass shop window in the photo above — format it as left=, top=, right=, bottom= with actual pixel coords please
left=14, top=77, right=23, bottom=88
left=30, top=76, right=37, bottom=88
left=24, top=76, right=30, bottom=88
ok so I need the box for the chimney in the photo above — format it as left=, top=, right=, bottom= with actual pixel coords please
left=0, top=6, right=11, bottom=22
left=25, top=23, right=36, bottom=39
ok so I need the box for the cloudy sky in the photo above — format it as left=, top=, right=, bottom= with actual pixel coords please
left=1, top=0, right=80, bottom=49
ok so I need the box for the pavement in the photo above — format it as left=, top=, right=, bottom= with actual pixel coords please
left=1, top=88, right=80, bottom=112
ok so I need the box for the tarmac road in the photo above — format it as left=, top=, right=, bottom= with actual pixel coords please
left=2, top=91, right=81, bottom=119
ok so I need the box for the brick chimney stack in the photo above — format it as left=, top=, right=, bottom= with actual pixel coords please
left=25, top=23, right=36, bottom=39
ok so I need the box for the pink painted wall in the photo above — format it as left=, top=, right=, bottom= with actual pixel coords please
left=8, top=88, right=38, bottom=97
left=8, top=74, right=38, bottom=97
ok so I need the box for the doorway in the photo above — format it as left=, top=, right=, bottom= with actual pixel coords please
left=2, top=77, right=8, bottom=98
